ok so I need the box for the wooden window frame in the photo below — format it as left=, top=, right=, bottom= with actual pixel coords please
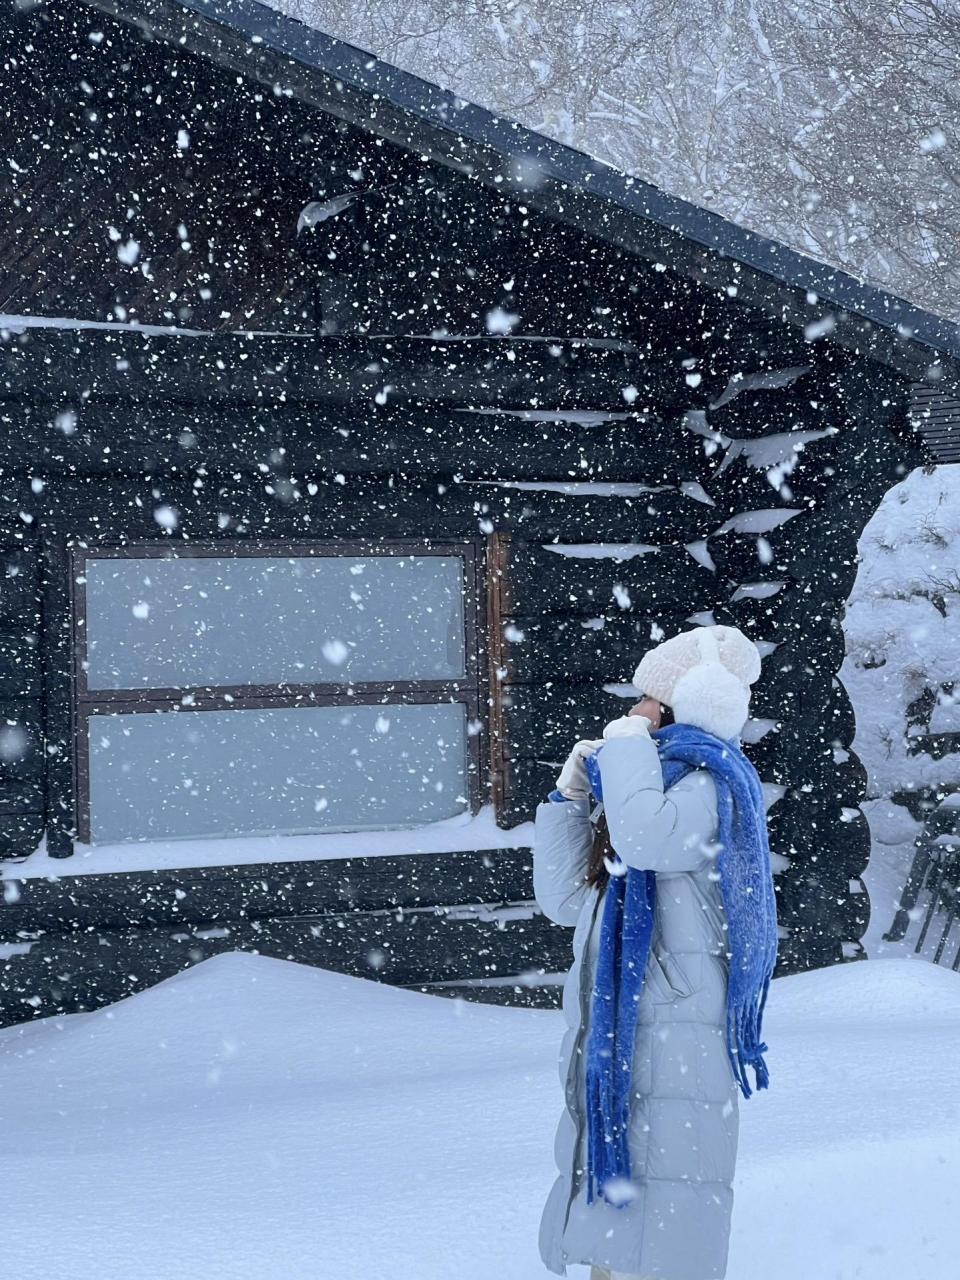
left=72, top=539, right=485, bottom=844
left=485, top=531, right=511, bottom=822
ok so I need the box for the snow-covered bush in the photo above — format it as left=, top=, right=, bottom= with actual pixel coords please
left=843, top=464, right=960, bottom=948
left=843, top=465, right=960, bottom=810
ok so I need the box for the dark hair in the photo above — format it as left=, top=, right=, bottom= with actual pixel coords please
left=585, top=701, right=674, bottom=892
left=586, top=810, right=615, bottom=891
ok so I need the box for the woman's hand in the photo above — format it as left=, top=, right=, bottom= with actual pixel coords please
left=555, top=738, right=604, bottom=800
left=602, top=697, right=661, bottom=741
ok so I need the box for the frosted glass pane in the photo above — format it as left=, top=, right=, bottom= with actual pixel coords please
left=88, top=702, right=469, bottom=844
left=84, top=554, right=466, bottom=689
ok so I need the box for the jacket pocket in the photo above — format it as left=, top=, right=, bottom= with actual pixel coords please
left=647, top=947, right=696, bottom=1002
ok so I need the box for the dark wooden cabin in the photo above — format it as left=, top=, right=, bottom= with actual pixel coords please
left=0, top=0, right=957, bottom=1023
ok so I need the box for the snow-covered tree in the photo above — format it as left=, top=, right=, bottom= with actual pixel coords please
left=275, top=0, right=960, bottom=319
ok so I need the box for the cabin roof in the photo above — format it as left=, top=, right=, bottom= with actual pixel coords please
left=76, top=0, right=960, bottom=383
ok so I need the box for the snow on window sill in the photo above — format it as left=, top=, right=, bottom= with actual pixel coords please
left=1, top=805, right=534, bottom=881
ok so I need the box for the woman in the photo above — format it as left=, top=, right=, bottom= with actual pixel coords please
left=534, top=625, right=778, bottom=1280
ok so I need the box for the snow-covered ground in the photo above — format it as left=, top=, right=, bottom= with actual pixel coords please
left=1, top=951, right=957, bottom=1279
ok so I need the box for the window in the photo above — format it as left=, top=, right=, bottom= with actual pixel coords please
left=73, top=542, right=483, bottom=845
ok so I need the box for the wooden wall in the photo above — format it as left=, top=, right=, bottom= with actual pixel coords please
left=0, top=321, right=927, bottom=1022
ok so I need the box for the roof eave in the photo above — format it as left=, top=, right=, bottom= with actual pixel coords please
left=75, top=0, right=960, bottom=383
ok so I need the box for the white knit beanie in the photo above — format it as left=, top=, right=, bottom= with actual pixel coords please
left=632, top=625, right=761, bottom=740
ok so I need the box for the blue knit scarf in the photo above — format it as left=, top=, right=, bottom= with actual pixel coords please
left=583, top=722, right=778, bottom=1206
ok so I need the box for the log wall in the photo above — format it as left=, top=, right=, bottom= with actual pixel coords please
left=0, top=324, right=926, bottom=1024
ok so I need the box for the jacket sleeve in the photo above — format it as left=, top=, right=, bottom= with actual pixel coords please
left=598, top=734, right=718, bottom=875
left=533, top=795, right=595, bottom=926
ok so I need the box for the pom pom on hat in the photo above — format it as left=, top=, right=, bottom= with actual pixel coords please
left=632, top=625, right=760, bottom=740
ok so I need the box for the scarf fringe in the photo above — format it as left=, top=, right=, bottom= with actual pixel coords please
left=728, top=972, right=774, bottom=1099
left=586, top=1056, right=632, bottom=1205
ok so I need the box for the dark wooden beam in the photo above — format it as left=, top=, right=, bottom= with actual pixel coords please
left=0, top=900, right=572, bottom=1025
left=0, top=399, right=721, bottom=487
left=0, top=328, right=719, bottom=411
left=499, top=610, right=697, bottom=684
left=0, top=847, right=536, bottom=933
left=503, top=541, right=720, bottom=618
left=26, top=471, right=719, bottom=551
left=499, top=682, right=633, bottom=760
left=416, top=980, right=562, bottom=1009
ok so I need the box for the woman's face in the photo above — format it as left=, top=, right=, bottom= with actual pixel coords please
left=630, top=696, right=666, bottom=728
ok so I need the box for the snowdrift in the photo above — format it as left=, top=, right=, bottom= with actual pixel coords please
left=1, top=953, right=956, bottom=1279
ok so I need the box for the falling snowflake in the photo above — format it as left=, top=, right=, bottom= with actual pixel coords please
left=153, top=505, right=179, bottom=532
left=322, top=639, right=349, bottom=665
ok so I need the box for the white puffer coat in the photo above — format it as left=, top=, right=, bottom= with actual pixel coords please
left=534, top=731, right=739, bottom=1279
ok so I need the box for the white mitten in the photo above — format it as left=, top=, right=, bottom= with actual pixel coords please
left=555, top=738, right=604, bottom=800
left=602, top=714, right=652, bottom=740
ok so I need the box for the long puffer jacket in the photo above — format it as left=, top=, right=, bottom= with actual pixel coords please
left=534, top=730, right=739, bottom=1280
